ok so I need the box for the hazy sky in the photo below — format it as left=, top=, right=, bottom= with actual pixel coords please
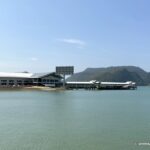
left=0, top=0, right=150, bottom=73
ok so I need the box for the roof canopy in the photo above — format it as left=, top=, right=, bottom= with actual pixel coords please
left=0, top=72, right=62, bottom=79
left=0, top=72, right=33, bottom=78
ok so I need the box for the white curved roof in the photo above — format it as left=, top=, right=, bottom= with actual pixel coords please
left=66, top=80, right=99, bottom=84
left=0, top=72, right=33, bottom=78
left=0, top=72, right=61, bottom=79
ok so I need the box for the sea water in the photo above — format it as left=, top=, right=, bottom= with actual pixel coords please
left=0, top=87, right=150, bottom=150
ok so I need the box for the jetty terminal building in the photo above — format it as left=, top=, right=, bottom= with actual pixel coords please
left=0, top=70, right=136, bottom=90
left=0, top=72, right=62, bottom=87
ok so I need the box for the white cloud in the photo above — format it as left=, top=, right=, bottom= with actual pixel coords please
left=58, top=38, right=86, bottom=48
left=30, top=57, right=38, bottom=61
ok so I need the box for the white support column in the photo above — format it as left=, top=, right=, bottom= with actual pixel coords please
left=63, top=74, right=66, bottom=87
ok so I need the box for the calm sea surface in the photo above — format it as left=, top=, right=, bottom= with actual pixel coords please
left=0, top=87, right=150, bottom=150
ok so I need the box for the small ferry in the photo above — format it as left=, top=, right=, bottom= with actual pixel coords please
left=99, top=81, right=137, bottom=90
left=66, top=80, right=137, bottom=90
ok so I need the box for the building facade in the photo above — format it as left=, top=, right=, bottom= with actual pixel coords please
left=0, top=72, right=62, bottom=87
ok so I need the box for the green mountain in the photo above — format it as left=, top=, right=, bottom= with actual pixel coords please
left=67, top=66, right=150, bottom=85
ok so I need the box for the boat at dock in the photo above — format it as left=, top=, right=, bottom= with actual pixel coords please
left=66, top=80, right=137, bottom=90
left=99, top=81, right=137, bottom=90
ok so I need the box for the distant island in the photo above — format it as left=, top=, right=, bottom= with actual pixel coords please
left=67, top=66, right=150, bottom=86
